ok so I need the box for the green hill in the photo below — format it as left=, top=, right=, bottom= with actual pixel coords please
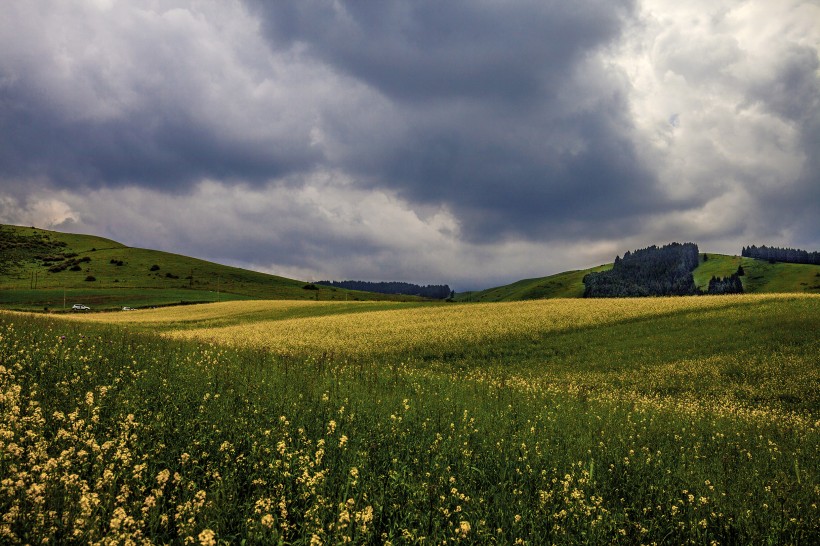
left=0, top=225, right=422, bottom=311
left=695, top=253, right=820, bottom=293
left=455, top=265, right=612, bottom=302
left=457, top=253, right=820, bottom=302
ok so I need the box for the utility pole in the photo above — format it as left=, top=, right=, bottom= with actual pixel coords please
left=63, top=286, right=66, bottom=310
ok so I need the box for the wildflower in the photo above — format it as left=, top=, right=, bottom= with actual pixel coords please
left=109, top=507, right=127, bottom=531
left=156, top=469, right=171, bottom=486
left=198, top=528, right=216, bottom=546
left=357, top=505, right=374, bottom=527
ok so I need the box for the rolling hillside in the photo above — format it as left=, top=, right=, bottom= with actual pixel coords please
left=457, top=253, right=820, bottom=302
left=694, top=253, right=820, bottom=293
left=0, top=225, right=422, bottom=311
left=455, top=265, right=612, bottom=302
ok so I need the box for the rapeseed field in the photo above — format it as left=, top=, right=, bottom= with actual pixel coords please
left=2, top=294, right=818, bottom=544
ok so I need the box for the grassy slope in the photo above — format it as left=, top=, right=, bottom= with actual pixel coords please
left=456, top=265, right=612, bottom=302
left=459, top=253, right=820, bottom=302
left=694, top=253, right=820, bottom=293
left=0, top=225, right=421, bottom=310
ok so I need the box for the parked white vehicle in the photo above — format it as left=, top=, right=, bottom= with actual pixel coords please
left=122, top=307, right=135, bottom=311
left=72, top=304, right=90, bottom=311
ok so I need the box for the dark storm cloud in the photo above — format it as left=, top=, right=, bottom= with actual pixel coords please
left=367, top=103, right=659, bottom=242
left=246, top=0, right=661, bottom=241
left=743, top=42, right=820, bottom=247
left=0, top=72, right=320, bottom=191
left=0, top=1, right=327, bottom=192
left=747, top=44, right=819, bottom=123
left=0, top=0, right=662, bottom=244
left=246, top=0, right=632, bottom=103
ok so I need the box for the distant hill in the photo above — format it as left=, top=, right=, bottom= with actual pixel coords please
left=456, top=252, right=820, bottom=302
left=454, top=265, right=610, bottom=302
left=0, top=225, right=423, bottom=311
left=317, top=280, right=452, bottom=299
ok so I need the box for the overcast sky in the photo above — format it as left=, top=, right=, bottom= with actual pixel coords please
left=1, top=0, right=818, bottom=290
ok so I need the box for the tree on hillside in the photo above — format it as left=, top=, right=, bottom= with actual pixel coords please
left=742, top=245, right=820, bottom=265
left=707, top=273, right=743, bottom=294
left=583, top=242, right=700, bottom=297
left=316, top=280, right=452, bottom=299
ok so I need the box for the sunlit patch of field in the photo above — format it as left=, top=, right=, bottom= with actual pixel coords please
left=3, top=294, right=818, bottom=544
left=59, top=294, right=820, bottom=412
left=63, top=299, right=424, bottom=330
left=67, top=293, right=785, bottom=354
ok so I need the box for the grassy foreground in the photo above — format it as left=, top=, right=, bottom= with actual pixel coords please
left=1, top=295, right=818, bottom=544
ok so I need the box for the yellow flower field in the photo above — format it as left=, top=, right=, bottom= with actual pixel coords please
left=62, top=293, right=810, bottom=359
left=3, top=293, right=818, bottom=544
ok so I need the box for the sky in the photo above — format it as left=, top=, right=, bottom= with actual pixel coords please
left=1, top=0, right=818, bottom=291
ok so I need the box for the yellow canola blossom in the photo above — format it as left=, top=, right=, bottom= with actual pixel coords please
left=157, top=294, right=798, bottom=358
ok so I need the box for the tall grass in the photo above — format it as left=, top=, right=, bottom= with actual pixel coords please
left=1, top=296, right=818, bottom=544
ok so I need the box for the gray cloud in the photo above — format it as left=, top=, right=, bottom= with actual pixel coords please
left=0, top=1, right=325, bottom=190
left=246, top=0, right=634, bottom=103
left=245, top=0, right=666, bottom=241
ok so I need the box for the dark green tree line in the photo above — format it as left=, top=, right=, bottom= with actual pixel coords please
left=742, top=245, right=820, bottom=265
left=317, top=280, right=452, bottom=299
left=583, top=243, right=700, bottom=297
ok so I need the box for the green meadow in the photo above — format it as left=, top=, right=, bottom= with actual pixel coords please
left=1, top=294, right=817, bottom=544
